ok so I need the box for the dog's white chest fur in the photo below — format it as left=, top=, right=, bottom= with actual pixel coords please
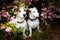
left=15, top=20, right=27, bottom=29
left=15, top=11, right=27, bottom=29
left=27, top=19, right=39, bottom=28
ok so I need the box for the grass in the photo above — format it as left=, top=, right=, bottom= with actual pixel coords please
left=0, top=19, right=54, bottom=40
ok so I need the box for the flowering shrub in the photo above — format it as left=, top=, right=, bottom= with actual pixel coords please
left=0, top=0, right=60, bottom=40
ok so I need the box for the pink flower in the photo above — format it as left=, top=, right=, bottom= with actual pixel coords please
left=48, top=16, right=51, bottom=19
left=9, top=16, right=17, bottom=23
left=53, top=14, right=57, bottom=18
left=41, top=12, right=47, bottom=19
left=0, top=15, right=1, bottom=20
left=48, top=5, right=55, bottom=9
left=56, top=16, right=60, bottom=18
left=58, top=8, right=60, bottom=12
left=13, top=0, right=18, bottom=4
left=41, top=13, right=44, bottom=17
left=5, top=28, right=12, bottom=32
left=1, top=26, right=5, bottom=29
left=29, top=2, right=32, bottom=5
left=2, top=12, right=10, bottom=18
left=48, top=16, right=53, bottom=21
left=41, top=12, right=46, bottom=17
left=41, top=7, right=47, bottom=12
left=13, top=5, right=18, bottom=8
left=48, top=12, right=53, bottom=15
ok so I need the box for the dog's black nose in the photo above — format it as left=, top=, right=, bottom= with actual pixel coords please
left=23, top=14, right=26, bottom=17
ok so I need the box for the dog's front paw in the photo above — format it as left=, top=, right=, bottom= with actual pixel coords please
left=29, top=35, right=32, bottom=37
left=23, top=34, right=27, bottom=38
left=38, top=30, right=42, bottom=33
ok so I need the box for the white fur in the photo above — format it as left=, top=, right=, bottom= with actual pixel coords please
left=10, top=8, right=27, bottom=37
left=16, top=8, right=27, bottom=36
left=27, top=7, right=41, bottom=37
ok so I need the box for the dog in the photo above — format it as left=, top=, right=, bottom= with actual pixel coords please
left=9, top=7, right=28, bottom=37
left=27, top=7, right=42, bottom=37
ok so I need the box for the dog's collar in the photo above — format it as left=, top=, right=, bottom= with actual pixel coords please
left=17, top=20, right=24, bottom=23
left=29, top=17, right=38, bottom=21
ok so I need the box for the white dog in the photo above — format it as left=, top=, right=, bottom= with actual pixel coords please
left=10, top=7, right=28, bottom=37
left=27, top=7, right=41, bottom=37
left=15, top=8, right=28, bottom=37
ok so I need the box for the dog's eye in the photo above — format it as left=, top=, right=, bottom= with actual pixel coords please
left=19, top=10, right=21, bottom=12
left=33, top=11, right=35, bottom=13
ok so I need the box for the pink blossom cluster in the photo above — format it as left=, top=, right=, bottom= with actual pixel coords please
left=0, top=25, right=12, bottom=33
left=41, top=8, right=60, bottom=20
left=9, top=16, right=17, bottom=24
left=5, top=28, right=12, bottom=33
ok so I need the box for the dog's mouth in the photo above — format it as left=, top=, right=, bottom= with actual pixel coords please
left=17, top=20, right=24, bottom=23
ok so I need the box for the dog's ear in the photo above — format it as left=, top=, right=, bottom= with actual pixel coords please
left=26, top=10, right=31, bottom=14
left=28, top=10, right=31, bottom=13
